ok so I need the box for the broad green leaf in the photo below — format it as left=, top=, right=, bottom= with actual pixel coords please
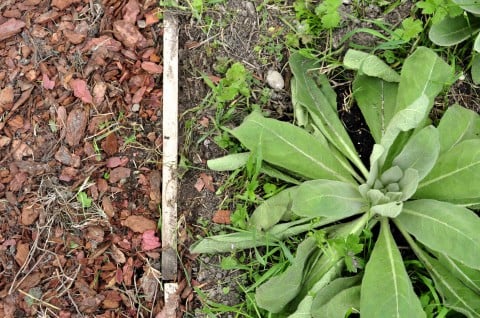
left=398, top=168, right=420, bottom=201
left=250, top=187, right=298, bottom=231
left=207, top=152, right=250, bottom=171
left=392, top=126, right=440, bottom=180
left=289, top=53, right=367, bottom=176
left=255, top=237, right=317, bottom=313
left=416, top=248, right=480, bottom=317
left=371, top=201, right=403, bottom=218
left=312, top=286, right=360, bottom=318
left=472, top=53, right=480, bottom=84
left=475, top=32, right=480, bottom=52
left=429, top=14, right=480, bottom=46
left=437, top=104, right=480, bottom=153
left=260, top=163, right=302, bottom=185
left=361, top=219, right=425, bottom=318
left=398, top=199, right=480, bottom=269
left=292, top=180, right=366, bottom=219
left=395, top=47, right=452, bottom=115
left=231, top=112, right=354, bottom=183
left=381, top=95, right=430, bottom=151
left=353, top=75, right=398, bottom=143
left=437, top=253, right=480, bottom=294
left=311, top=276, right=361, bottom=318
left=415, top=140, right=480, bottom=204
left=288, top=260, right=344, bottom=318
left=453, top=0, right=480, bottom=14
left=344, top=49, right=401, bottom=82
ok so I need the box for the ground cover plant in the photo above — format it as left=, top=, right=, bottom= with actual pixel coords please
left=424, top=0, right=480, bottom=83
left=191, top=45, right=480, bottom=317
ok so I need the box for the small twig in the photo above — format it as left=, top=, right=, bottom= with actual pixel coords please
left=18, top=289, right=61, bottom=311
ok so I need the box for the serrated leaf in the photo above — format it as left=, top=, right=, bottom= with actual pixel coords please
left=344, top=50, right=401, bottom=82
left=437, top=104, right=480, bottom=154
left=231, top=111, right=354, bottom=183
left=429, top=14, right=480, bottom=46
left=255, top=237, right=317, bottom=313
left=395, top=47, right=452, bottom=115
left=361, top=219, right=425, bottom=318
left=398, top=199, right=480, bottom=269
left=291, top=180, right=365, bottom=219
left=392, top=126, right=440, bottom=180
left=415, top=139, right=480, bottom=205
left=250, top=187, right=298, bottom=231
left=353, top=75, right=398, bottom=143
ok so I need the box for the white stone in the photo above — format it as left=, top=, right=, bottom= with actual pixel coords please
left=266, top=70, right=284, bottom=91
left=132, top=103, right=140, bottom=112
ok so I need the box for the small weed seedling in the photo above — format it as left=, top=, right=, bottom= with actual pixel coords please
left=192, top=47, right=480, bottom=317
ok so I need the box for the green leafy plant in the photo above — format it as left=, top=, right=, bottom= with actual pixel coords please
left=77, top=191, right=92, bottom=208
left=192, top=47, right=480, bottom=317
left=426, top=0, right=480, bottom=83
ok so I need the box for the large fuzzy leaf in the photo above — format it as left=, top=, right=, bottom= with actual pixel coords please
left=392, top=126, right=440, bottom=180
left=292, top=180, right=366, bottom=219
left=397, top=200, right=480, bottom=269
left=255, top=237, right=317, bottom=313
left=415, top=139, right=480, bottom=204
left=249, top=186, right=298, bottom=231
left=416, top=248, right=480, bottom=317
left=381, top=94, right=430, bottom=152
left=395, top=47, right=452, bottom=115
left=437, top=253, right=480, bottom=294
left=231, top=111, right=354, bottom=183
left=344, top=49, right=401, bottom=82
left=311, top=276, right=361, bottom=318
left=361, top=219, right=425, bottom=318
left=453, top=0, right=480, bottom=14
left=289, top=53, right=366, bottom=175
left=429, top=14, right=480, bottom=46
left=352, top=75, right=398, bottom=143
left=437, top=105, right=480, bottom=154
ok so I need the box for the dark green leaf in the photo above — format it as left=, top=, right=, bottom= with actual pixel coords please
left=429, top=14, right=480, bottom=46
left=344, top=49, right=401, bottom=82
left=311, top=276, right=361, bottom=318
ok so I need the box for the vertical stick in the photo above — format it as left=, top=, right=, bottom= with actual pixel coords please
left=162, top=9, right=178, bottom=282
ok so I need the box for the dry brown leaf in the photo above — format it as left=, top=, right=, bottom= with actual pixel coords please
left=65, top=107, right=88, bottom=147
left=199, top=173, right=215, bottom=192
left=69, top=79, right=93, bottom=104
left=123, top=0, right=140, bottom=24
left=110, top=244, right=126, bottom=264
left=132, top=86, right=146, bottom=104
left=102, top=196, right=115, bottom=218
left=0, top=85, right=14, bottom=107
left=55, top=146, right=81, bottom=167
left=0, top=136, right=11, bottom=148
left=7, top=115, right=24, bottom=132
left=0, top=18, right=26, bottom=41
left=113, top=20, right=147, bottom=49
left=109, top=167, right=131, bottom=183
left=21, top=203, right=41, bottom=226
left=194, top=177, right=204, bottom=192
left=141, top=230, right=161, bottom=251
left=101, top=133, right=118, bottom=156
left=51, top=0, right=81, bottom=10
left=212, top=210, right=231, bottom=225
left=83, top=36, right=122, bottom=52
left=42, top=73, right=55, bottom=90
left=149, top=170, right=161, bottom=203
left=86, top=226, right=105, bottom=243
left=93, top=81, right=107, bottom=105
left=14, top=242, right=29, bottom=266
left=122, top=215, right=156, bottom=233
left=106, top=156, right=129, bottom=168
left=145, top=10, right=161, bottom=26
left=141, top=61, right=163, bottom=74
left=11, top=140, right=33, bottom=161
